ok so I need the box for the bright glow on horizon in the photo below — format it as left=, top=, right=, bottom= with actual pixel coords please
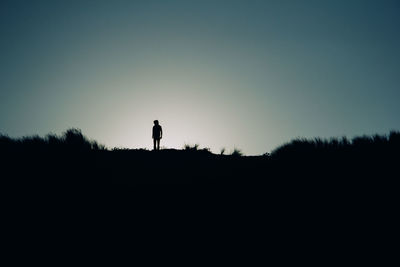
left=87, top=67, right=261, bottom=154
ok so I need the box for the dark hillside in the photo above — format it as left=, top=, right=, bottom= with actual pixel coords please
left=1, top=129, right=398, bottom=188
left=1, top=129, right=398, bottom=260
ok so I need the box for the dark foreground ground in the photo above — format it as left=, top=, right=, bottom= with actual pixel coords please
left=1, top=130, right=399, bottom=262
left=1, top=146, right=397, bottom=186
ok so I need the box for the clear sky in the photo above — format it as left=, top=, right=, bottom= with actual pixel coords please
left=1, top=0, right=399, bottom=155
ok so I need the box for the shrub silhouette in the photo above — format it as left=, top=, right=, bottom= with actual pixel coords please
left=184, top=143, right=200, bottom=151
left=231, top=148, right=243, bottom=157
left=62, top=128, right=104, bottom=150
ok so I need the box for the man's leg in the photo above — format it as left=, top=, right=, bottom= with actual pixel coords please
left=156, top=139, right=160, bottom=150
left=153, top=139, right=156, bottom=151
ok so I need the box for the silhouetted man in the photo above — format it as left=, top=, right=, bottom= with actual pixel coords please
left=152, top=120, right=162, bottom=150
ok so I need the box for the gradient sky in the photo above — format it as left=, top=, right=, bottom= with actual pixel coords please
left=1, top=0, right=399, bottom=155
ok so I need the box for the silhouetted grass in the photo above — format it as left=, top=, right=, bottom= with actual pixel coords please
left=0, top=128, right=105, bottom=152
left=0, top=128, right=399, bottom=186
left=270, top=131, right=399, bottom=161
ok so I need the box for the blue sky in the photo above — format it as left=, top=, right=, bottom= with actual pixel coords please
left=1, top=0, right=399, bottom=155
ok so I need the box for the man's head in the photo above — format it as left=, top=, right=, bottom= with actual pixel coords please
left=154, top=120, right=159, bottom=125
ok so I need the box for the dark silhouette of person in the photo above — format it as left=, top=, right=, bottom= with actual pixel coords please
left=152, top=120, right=163, bottom=150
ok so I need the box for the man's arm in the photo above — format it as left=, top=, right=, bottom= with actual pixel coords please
left=160, top=127, right=163, bottom=139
